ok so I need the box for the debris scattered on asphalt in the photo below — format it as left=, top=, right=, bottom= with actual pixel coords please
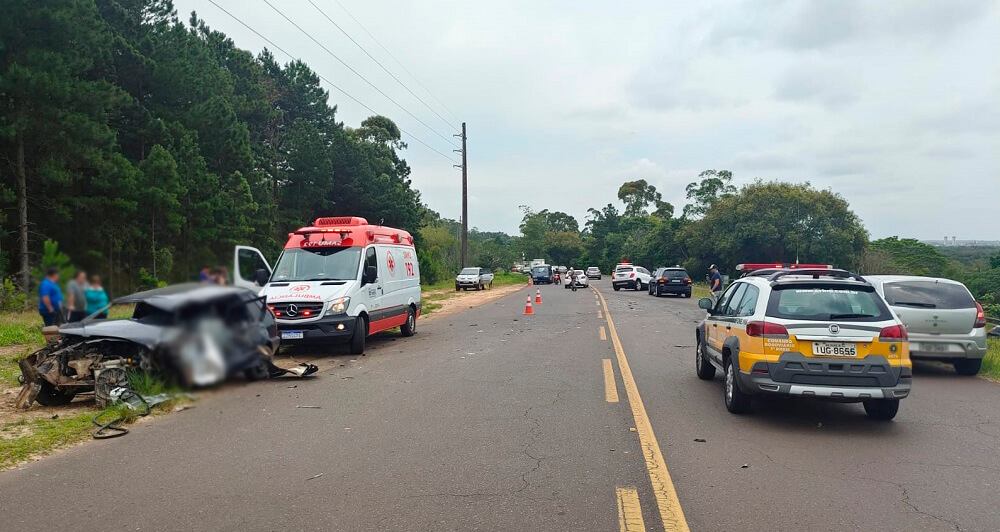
left=51, top=414, right=58, bottom=420
left=694, top=438, right=706, bottom=443
left=287, top=385, right=297, bottom=389
left=306, top=473, right=324, bottom=481
left=173, top=405, right=194, bottom=412
left=469, top=324, right=478, bottom=327
left=629, top=427, right=636, bottom=432
left=296, top=405, right=322, bottom=409
left=741, top=464, right=749, bottom=469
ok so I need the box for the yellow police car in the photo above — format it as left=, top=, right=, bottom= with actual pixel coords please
left=695, top=265, right=912, bottom=420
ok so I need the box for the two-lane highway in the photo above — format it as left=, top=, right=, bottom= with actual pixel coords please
left=1, top=279, right=998, bottom=531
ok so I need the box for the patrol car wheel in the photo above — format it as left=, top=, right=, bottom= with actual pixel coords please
left=613, top=285, right=621, bottom=291
left=696, top=336, right=715, bottom=380
left=350, top=316, right=367, bottom=355
left=724, top=357, right=751, bottom=414
left=863, top=399, right=899, bottom=420
left=400, top=308, right=416, bottom=337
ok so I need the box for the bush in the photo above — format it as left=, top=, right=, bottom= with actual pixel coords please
left=0, top=278, right=26, bottom=311
left=137, top=268, right=167, bottom=290
left=30, top=239, right=74, bottom=288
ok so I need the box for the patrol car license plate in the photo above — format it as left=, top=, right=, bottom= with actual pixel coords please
left=812, top=342, right=857, bottom=357
left=281, top=331, right=304, bottom=340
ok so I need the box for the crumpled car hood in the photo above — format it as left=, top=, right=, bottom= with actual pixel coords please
left=58, top=320, right=167, bottom=349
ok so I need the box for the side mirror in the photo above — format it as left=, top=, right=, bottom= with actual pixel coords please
left=255, top=268, right=270, bottom=286
left=363, top=265, right=378, bottom=285
left=698, top=298, right=714, bottom=311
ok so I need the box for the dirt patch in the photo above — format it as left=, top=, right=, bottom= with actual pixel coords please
left=423, top=283, right=529, bottom=321
left=0, top=386, right=96, bottom=425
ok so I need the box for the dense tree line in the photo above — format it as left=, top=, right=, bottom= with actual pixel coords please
left=0, top=0, right=428, bottom=296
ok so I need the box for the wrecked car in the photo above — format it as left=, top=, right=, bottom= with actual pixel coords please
left=15, top=283, right=309, bottom=409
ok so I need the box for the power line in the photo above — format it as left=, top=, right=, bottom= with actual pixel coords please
left=204, top=0, right=459, bottom=164
left=260, top=0, right=460, bottom=149
left=329, top=0, right=463, bottom=125
left=306, top=0, right=459, bottom=133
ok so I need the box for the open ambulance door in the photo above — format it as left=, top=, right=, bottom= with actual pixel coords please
left=234, top=246, right=272, bottom=292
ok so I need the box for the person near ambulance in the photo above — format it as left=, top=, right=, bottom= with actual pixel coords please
left=233, top=217, right=421, bottom=355
left=709, top=264, right=723, bottom=306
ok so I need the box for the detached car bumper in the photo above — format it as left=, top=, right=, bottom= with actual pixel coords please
left=277, top=315, right=357, bottom=342
left=737, top=352, right=912, bottom=402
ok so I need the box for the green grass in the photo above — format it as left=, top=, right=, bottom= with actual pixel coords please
left=0, top=310, right=45, bottom=348
left=982, top=338, right=1000, bottom=380
left=0, top=413, right=95, bottom=469
left=691, top=282, right=712, bottom=299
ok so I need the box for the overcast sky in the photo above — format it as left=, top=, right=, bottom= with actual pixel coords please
left=180, top=0, right=1000, bottom=240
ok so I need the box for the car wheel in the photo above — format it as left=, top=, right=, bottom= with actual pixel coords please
left=350, top=316, right=368, bottom=355
left=696, top=335, right=716, bottom=380
left=33, top=382, right=77, bottom=406
left=400, top=307, right=416, bottom=337
left=455, top=284, right=460, bottom=291
left=863, top=399, right=899, bottom=420
left=613, top=285, right=620, bottom=291
left=724, top=356, right=752, bottom=414
left=683, top=291, right=692, bottom=298
left=953, top=359, right=983, bottom=376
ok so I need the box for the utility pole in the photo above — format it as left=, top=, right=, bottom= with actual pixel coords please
left=454, top=123, right=468, bottom=267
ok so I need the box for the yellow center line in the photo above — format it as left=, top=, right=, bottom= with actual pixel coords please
left=598, top=310, right=604, bottom=319
left=597, top=288, right=690, bottom=532
left=603, top=358, right=619, bottom=403
left=599, top=325, right=607, bottom=341
left=617, top=486, right=647, bottom=532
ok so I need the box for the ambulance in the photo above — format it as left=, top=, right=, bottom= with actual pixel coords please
left=233, top=217, right=421, bottom=354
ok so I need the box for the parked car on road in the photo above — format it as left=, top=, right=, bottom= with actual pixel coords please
left=695, top=267, right=912, bottom=420
left=456, top=267, right=494, bottom=291
left=586, top=266, right=602, bottom=279
left=649, top=267, right=692, bottom=297
left=564, top=270, right=589, bottom=289
left=612, top=265, right=651, bottom=291
left=866, top=276, right=987, bottom=375
left=531, top=264, right=554, bottom=284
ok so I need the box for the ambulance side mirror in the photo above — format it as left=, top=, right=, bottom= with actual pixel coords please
left=363, top=265, right=378, bottom=285
left=255, top=269, right=269, bottom=287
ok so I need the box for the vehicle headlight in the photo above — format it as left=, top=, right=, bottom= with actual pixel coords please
left=328, top=296, right=350, bottom=314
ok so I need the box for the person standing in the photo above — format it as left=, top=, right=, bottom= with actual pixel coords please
left=709, top=264, right=724, bottom=306
left=38, top=268, right=63, bottom=326
left=85, top=275, right=110, bottom=319
left=66, top=270, right=89, bottom=322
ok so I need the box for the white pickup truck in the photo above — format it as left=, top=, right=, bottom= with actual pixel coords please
left=455, top=267, right=495, bottom=291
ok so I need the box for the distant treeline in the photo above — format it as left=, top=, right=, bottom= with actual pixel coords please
left=0, top=0, right=445, bottom=296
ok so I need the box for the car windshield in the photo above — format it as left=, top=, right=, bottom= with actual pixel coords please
left=883, top=281, right=975, bottom=310
left=766, top=285, right=892, bottom=322
left=532, top=266, right=548, bottom=273
left=460, top=268, right=479, bottom=275
left=270, top=247, right=362, bottom=282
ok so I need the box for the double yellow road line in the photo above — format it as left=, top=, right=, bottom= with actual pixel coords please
left=597, top=288, right=691, bottom=532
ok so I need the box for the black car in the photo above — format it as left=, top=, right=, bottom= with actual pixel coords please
left=649, top=267, right=692, bottom=297
left=15, top=284, right=295, bottom=409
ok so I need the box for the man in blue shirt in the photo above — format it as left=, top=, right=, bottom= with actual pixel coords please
left=38, top=268, right=63, bottom=326
left=709, top=264, right=723, bottom=306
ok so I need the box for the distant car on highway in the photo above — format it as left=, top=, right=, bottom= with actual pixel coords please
left=866, top=275, right=987, bottom=375
left=612, top=265, right=650, bottom=291
left=585, top=266, right=601, bottom=279
left=565, top=269, right=589, bottom=289
left=649, top=267, right=692, bottom=297
left=531, top=264, right=554, bottom=284
left=695, top=267, right=911, bottom=420
left=455, top=267, right=494, bottom=291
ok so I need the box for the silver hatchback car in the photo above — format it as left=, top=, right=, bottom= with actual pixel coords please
left=867, top=276, right=988, bottom=375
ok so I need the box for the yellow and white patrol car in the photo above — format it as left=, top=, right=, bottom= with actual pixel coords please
left=694, top=266, right=912, bottom=420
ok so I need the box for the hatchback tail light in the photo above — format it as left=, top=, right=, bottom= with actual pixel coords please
left=879, top=324, right=908, bottom=342
left=974, top=303, right=986, bottom=328
left=746, top=321, right=789, bottom=338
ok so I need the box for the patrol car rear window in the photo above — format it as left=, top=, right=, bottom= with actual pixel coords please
left=882, top=281, right=975, bottom=310
left=766, top=285, right=892, bottom=322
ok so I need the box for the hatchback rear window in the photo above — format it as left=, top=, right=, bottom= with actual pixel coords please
left=882, top=281, right=975, bottom=310
left=766, top=285, right=892, bottom=322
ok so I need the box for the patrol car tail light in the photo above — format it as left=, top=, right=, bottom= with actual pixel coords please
left=746, top=321, right=789, bottom=338
left=974, top=303, right=986, bottom=328
left=879, top=325, right=908, bottom=342
left=629, top=273, right=635, bottom=278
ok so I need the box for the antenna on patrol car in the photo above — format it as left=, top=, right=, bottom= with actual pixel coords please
left=378, top=218, right=384, bottom=226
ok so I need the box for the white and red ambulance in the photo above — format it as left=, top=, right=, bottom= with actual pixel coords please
left=233, top=217, right=421, bottom=354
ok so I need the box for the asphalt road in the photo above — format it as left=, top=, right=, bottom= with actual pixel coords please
left=1, top=279, right=999, bottom=531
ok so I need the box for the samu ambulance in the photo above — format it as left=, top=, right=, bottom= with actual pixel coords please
left=233, top=217, right=421, bottom=354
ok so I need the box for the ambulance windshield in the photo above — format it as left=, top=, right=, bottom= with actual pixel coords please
left=271, top=247, right=363, bottom=282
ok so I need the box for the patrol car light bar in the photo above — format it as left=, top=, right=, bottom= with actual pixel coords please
left=736, top=263, right=832, bottom=271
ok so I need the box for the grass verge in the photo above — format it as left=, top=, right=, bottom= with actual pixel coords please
left=0, top=310, right=45, bottom=348
left=982, top=338, right=1000, bottom=380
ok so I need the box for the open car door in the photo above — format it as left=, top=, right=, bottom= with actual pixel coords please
left=234, top=246, right=272, bottom=292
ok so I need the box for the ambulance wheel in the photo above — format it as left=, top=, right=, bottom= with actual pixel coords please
left=400, top=307, right=416, bottom=337
left=351, top=316, right=368, bottom=355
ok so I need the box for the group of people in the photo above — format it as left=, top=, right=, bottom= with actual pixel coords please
left=199, top=267, right=229, bottom=285
left=38, top=269, right=110, bottom=326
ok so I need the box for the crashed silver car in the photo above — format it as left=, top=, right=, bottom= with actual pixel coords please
left=15, top=284, right=307, bottom=409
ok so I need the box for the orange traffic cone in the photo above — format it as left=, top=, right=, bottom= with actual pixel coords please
left=535, top=288, right=543, bottom=304
left=524, top=296, right=534, bottom=315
